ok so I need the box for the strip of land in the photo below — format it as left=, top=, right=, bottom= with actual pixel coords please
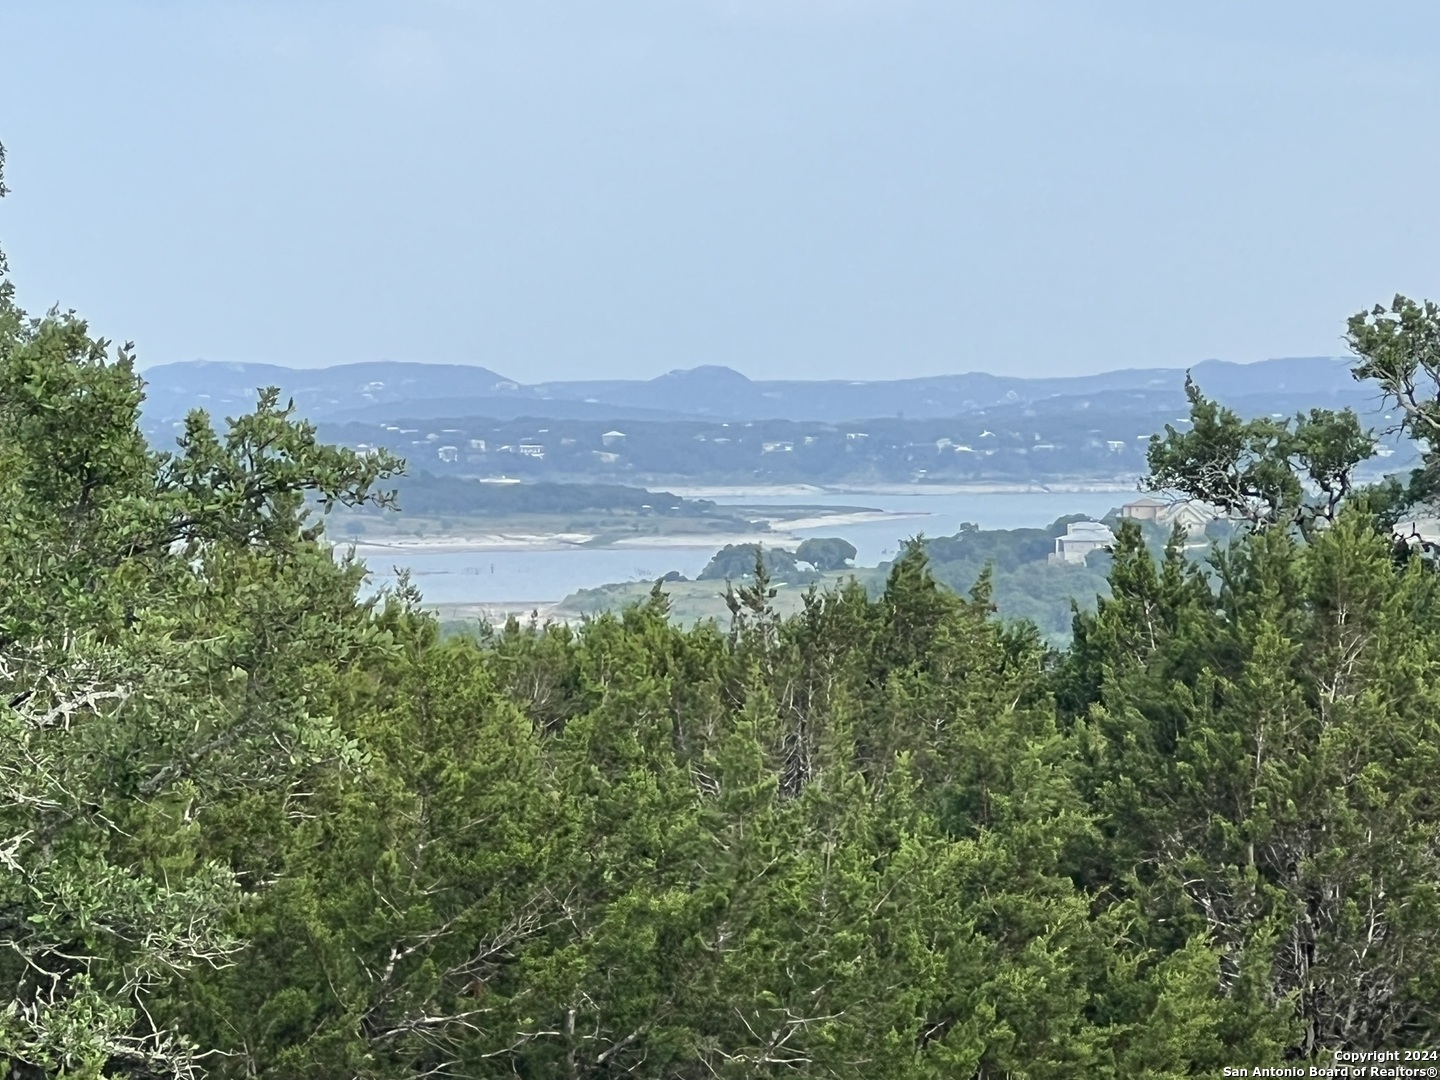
left=602, top=510, right=929, bottom=548
left=662, top=481, right=1142, bottom=498
left=349, top=533, right=596, bottom=554
left=339, top=505, right=922, bottom=555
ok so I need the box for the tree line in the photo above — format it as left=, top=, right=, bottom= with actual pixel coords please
left=3, top=145, right=1440, bottom=1076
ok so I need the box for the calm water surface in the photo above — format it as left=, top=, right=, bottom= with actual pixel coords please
left=361, top=490, right=1131, bottom=605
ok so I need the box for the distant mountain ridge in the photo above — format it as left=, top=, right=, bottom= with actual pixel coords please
left=139, top=356, right=1367, bottom=426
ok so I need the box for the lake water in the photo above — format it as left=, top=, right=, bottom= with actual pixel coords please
left=360, top=489, right=1133, bottom=605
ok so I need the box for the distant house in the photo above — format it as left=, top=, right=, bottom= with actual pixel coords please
left=592, top=450, right=620, bottom=464
left=845, top=432, right=869, bottom=441
left=518, top=444, right=545, bottom=458
left=762, top=441, right=794, bottom=453
left=1106, top=440, right=1127, bottom=452
left=437, top=446, right=458, bottom=463
left=1119, top=496, right=1167, bottom=522
left=1050, top=521, right=1116, bottom=565
left=601, top=430, right=627, bottom=446
left=1121, top=497, right=1215, bottom=537
left=468, top=438, right=487, bottom=451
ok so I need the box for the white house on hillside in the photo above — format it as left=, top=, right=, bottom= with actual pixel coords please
left=1050, top=520, right=1116, bottom=565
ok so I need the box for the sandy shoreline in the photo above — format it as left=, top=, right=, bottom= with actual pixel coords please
left=606, top=510, right=931, bottom=543
left=604, top=532, right=791, bottom=550
left=665, top=481, right=1141, bottom=498
left=344, top=510, right=928, bottom=555
left=348, top=533, right=597, bottom=555
left=758, top=509, right=931, bottom=531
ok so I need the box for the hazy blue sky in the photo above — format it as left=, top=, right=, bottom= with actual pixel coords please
left=5, top=1, right=1440, bottom=381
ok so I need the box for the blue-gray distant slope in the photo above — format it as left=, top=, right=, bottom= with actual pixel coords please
left=140, top=361, right=521, bottom=422
left=141, top=356, right=1366, bottom=425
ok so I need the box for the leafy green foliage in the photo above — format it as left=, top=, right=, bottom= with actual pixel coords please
left=1348, top=294, right=1440, bottom=514
left=1145, top=376, right=1374, bottom=531
left=698, top=542, right=820, bottom=586
left=875, top=520, right=1119, bottom=644
left=794, top=536, right=857, bottom=570
left=0, top=164, right=403, bottom=1074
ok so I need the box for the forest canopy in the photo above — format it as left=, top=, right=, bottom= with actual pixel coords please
left=3, top=140, right=1440, bottom=1076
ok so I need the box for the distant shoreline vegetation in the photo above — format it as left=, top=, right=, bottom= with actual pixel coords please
left=536, top=513, right=1202, bottom=645
left=339, top=472, right=736, bottom=518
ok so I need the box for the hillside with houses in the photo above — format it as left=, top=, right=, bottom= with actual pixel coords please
left=138, top=357, right=1419, bottom=490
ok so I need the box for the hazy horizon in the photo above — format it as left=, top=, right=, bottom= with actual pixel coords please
left=137, top=353, right=1350, bottom=385
left=5, top=1, right=1439, bottom=381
